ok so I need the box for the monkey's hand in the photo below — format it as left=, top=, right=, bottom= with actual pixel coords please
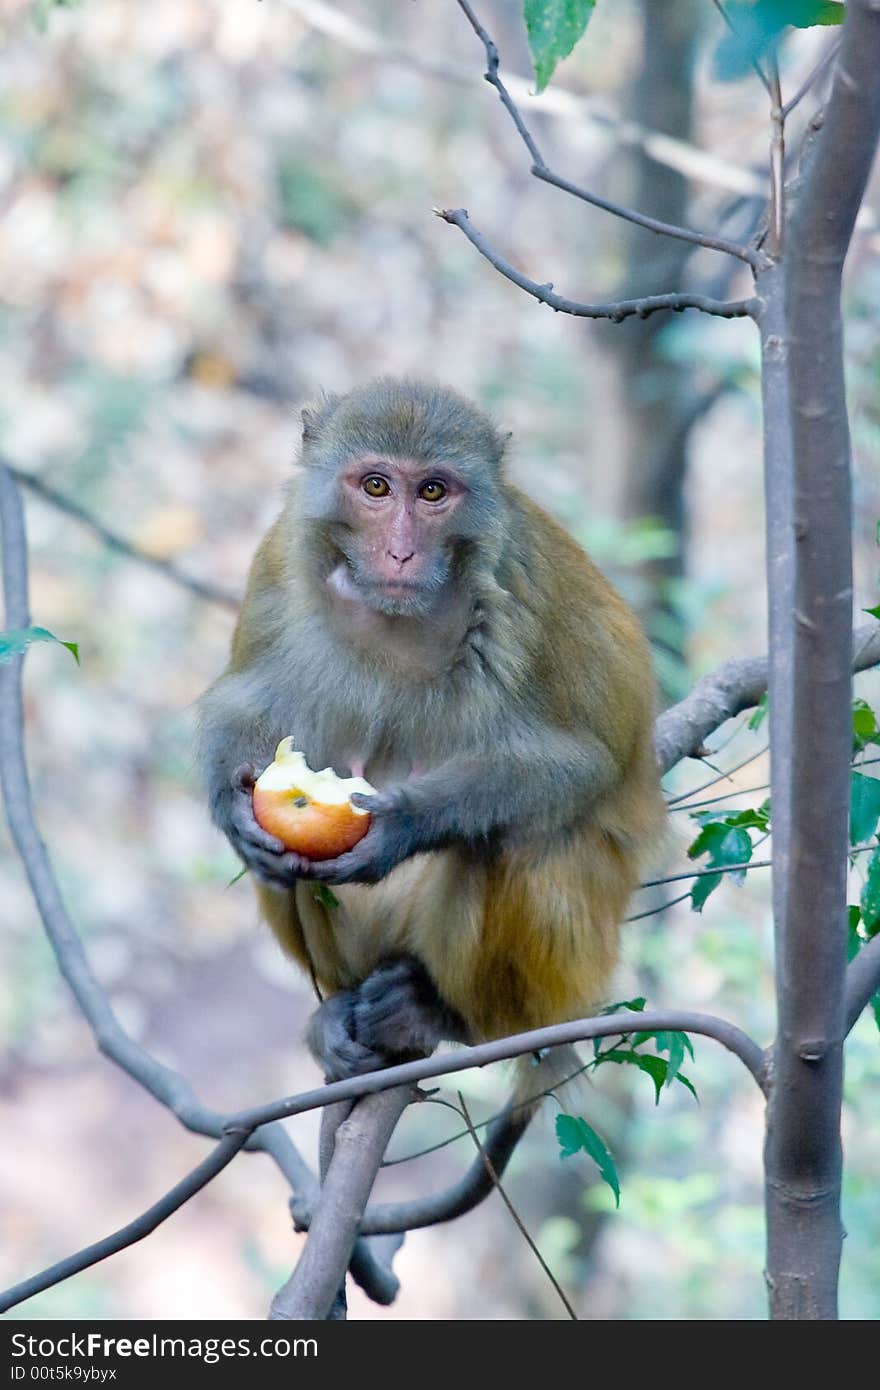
left=222, top=764, right=316, bottom=887
left=294, top=786, right=420, bottom=885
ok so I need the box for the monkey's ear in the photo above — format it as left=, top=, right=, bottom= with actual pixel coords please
left=301, top=393, right=341, bottom=445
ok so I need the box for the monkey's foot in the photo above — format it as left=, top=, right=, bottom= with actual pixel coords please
left=352, top=956, right=467, bottom=1061
left=306, top=991, right=386, bottom=1083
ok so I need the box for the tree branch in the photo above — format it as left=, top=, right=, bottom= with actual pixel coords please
left=653, top=622, right=880, bottom=775
left=763, top=0, right=880, bottom=1320
left=845, top=932, right=880, bottom=1035
left=281, top=0, right=767, bottom=198
left=0, top=464, right=397, bottom=1310
left=6, top=461, right=238, bottom=610
left=781, top=36, right=841, bottom=121
left=270, top=1087, right=414, bottom=1321
left=223, top=1007, right=769, bottom=1139
left=455, top=0, right=760, bottom=266
left=292, top=1103, right=531, bottom=1238
left=0, top=1132, right=251, bottom=1314
left=437, top=209, right=758, bottom=323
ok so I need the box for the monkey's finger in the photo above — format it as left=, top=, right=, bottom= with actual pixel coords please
left=351, top=789, right=407, bottom=815
left=233, top=763, right=257, bottom=792
left=230, top=801, right=286, bottom=853
left=300, top=849, right=385, bottom=886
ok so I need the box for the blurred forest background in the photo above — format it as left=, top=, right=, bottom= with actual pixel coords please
left=1, top=0, right=879, bottom=1320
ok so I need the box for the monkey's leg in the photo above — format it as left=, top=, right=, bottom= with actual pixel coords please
left=307, top=958, right=467, bottom=1082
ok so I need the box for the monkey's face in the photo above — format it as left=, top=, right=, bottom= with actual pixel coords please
left=327, top=454, right=470, bottom=617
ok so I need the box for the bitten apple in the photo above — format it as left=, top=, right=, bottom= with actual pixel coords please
left=252, top=738, right=375, bottom=860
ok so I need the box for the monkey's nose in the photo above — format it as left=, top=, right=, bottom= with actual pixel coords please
left=388, top=549, right=415, bottom=566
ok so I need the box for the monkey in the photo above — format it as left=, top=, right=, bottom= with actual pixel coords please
left=197, top=378, right=665, bottom=1091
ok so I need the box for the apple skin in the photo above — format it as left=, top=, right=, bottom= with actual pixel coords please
left=252, top=740, right=374, bottom=861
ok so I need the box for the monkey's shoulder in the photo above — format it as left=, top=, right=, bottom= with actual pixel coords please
left=229, top=513, right=297, bottom=670
left=501, top=486, right=655, bottom=743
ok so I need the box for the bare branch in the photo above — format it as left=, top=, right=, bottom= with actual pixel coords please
left=0, top=1132, right=251, bottom=1314
left=766, top=54, right=785, bottom=257
left=7, top=461, right=239, bottom=610
left=270, top=1087, right=414, bottom=1321
left=711, top=0, right=772, bottom=94
left=640, top=858, right=771, bottom=891
left=224, top=1007, right=769, bottom=1138
left=437, top=209, right=758, bottom=323
left=845, top=933, right=880, bottom=1035
left=666, top=745, right=770, bottom=805
left=0, top=464, right=396, bottom=1310
left=281, top=0, right=767, bottom=198
left=293, top=1104, right=531, bottom=1237
left=763, top=0, right=880, bottom=1318
left=653, top=623, right=880, bottom=774
left=455, top=0, right=760, bottom=266
left=781, top=37, right=841, bottom=121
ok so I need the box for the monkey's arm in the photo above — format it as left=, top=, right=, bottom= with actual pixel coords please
left=298, top=724, right=618, bottom=886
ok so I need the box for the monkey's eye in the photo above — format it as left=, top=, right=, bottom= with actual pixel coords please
left=362, top=476, right=390, bottom=498
left=418, top=479, right=447, bottom=503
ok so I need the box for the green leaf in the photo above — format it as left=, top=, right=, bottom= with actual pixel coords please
left=593, top=1047, right=698, bottom=1105
left=631, top=1028, right=695, bottom=1083
left=524, top=0, right=597, bottom=93
left=713, top=0, right=845, bottom=82
left=226, top=865, right=249, bottom=888
left=864, top=604, right=880, bottom=621
left=850, top=771, right=880, bottom=846
left=848, top=904, right=863, bottom=961
left=692, top=803, right=770, bottom=833
left=556, top=1113, right=620, bottom=1207
left=601, top=996, right=647, bottom=1015
left=691, top=870, right=723, bottom=912
left=660, top=1031, right=686, bottom=1088
left=853, top=699, right=880, bottom=753
left=860, top=847, right=880, bottom=937
left=687, top=820, right=753, bottom=911
left=748, top=693, right=768, bottom=731
left=313, top=884, right=340, bottom=910
left=0, top=626, right=80, bottom=664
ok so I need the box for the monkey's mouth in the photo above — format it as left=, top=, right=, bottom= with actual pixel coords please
left=328, top=561, right=434, bottom=605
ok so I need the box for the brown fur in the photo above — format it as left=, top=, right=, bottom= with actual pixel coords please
left=200, top=380, right=665, bottom=1059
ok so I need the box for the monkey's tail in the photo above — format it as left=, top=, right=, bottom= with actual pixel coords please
left=510, top=1043, right=588, bottom=1121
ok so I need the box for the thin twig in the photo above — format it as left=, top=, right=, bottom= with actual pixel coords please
left=436, top=209, right=758, bottom=323
left=7, top=462, right=239, bottom=610
left=766, top=53, right=786, bottom=257
left=671, top=781, right=770, bottom=813
left=781, top=37, right=842, bottom=120
left=666, top=745, right=770, bottom=805
left=457, top=1092, right=578, bottom=1320
left=281, top=0, right=768, bottom=197
left=625, top=889, right=693, bottom=921
left=640, top=857, right=771, bottom=891
left=711, top=0, right=772, bottom=93
left=456, top=0, right=760, bottom=267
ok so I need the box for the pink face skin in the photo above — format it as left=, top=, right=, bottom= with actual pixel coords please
left=332, top=454, right=468, bottom=603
